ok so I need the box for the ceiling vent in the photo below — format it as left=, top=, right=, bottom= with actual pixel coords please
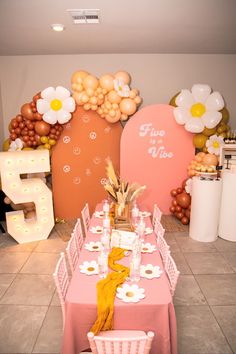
left=67, top=9, right=100, bottom=24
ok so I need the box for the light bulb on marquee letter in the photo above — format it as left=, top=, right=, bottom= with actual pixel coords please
left=0, top=150, right=54, bottom=244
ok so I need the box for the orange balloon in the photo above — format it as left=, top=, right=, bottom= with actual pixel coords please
left=99, top=74, right=114, bottom=91
left=71, top=71, right=89, bottom=84
left=176, top=192, right=191, bottom=209
left=120, top=98, right=136, bottom=115
left=35, top=121, right=50, bottom=136
left=202, top=153, right=218, bottom=166
left=83, top=75, right=98, bottom=90
left=114, top=71, right=131, bottom=85
left=108, top=90, right=122, bottom=104
left=20, top=103, right=34, bottom=120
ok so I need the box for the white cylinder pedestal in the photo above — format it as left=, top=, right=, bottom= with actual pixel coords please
left=219, top=170, right=236, bottom=242
left=189, top=177, right=222, bottom=242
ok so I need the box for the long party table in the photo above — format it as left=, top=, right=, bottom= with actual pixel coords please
left=61, top=205, right=177, bottom=354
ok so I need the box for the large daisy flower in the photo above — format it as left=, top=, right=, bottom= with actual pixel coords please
left=185, top=178, right=193, bottom=196
left=140, top=264, right=163, bottom=279
left=116, top=284, right=145, bottom=303
left=206, top=134, right=224, bottom=156
left=79, top=260, right=99, bottom=275
left=37, top=86, right=75, bottom=125
left=84, top=241, right=102, bottom=252
left=174, top=84, right=224, bottom=133
left=8, top=138, right=23, bottom=151
left=141, top=243, right=157, bottom=253
left=113, top=79, right=130, bottom=97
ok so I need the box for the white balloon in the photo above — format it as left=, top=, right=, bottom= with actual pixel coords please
left=174, top=107, right=191, bottom=125
left=43, top=110, right=57, bottom=124
left=63, top=97, right=76, bottom=112
left=185, top=118, right=204, bottom=133
left=36, top=98, right=50, bottom=114
left=191, top=84, right=211, bottom=103
left=41, top=87, right=55, bottom=100
left=57, top=109, right=71, bottom=124
left=176, top=89, right=194, bottom=108
left=205, top=92, right=224, bottom=111
left=202, top=111, right=222, bottom=129
left=55, top=86, right=71, bottom=100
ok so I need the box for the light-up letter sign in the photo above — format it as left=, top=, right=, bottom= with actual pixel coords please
left=0, top=150, right=54, bottom=244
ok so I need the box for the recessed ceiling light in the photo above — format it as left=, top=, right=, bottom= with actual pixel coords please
left=51, top=24, right=65, bottom=32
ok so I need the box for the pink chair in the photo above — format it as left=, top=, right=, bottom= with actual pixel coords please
left=66, top=233, right=80, bottom=273
left=53, top=252, right=70, bottom=327
left=152, top=204, right=162, bottom=228
left=87, top=330, right=154, bottom=354
left=73, top=218, right=84, bottom=250
left=154, top=219, right=165, bottom=243
left=81, top=203, right=91, bottom=238
left=165, top=253, right=180, bottom=296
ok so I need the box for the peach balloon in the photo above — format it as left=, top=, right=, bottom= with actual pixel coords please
left=120, top=98, right=137, bottom=115
left=121, top=113, right=128, bottom=121
left=86, top=88, right=94, bottom=97
left=73, top=92, right=84, bottom=105
left=202, top=153, right=218, bottom=166
left=134, top=96, right=142, bottom=105
left=114, top=71, right=131, bottom=85
left=108, top=90, right=122, bottom=104
left=71, top=71, right=89, bottom=84
left=129, top=90, right=137, bottom=99
left=105, top=113, right=120, bottom=124
left=83, top=75, right=98, bottom=90
left=99, top=75, right=114, bottom=91
left=83, top=103, right=91, bottom=110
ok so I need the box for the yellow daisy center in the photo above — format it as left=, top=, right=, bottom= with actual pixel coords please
left=118, top=86, right=123, bottom=91
left=126, top=291, right=134, bottom=297
left=87, top=267, right=95, bottom=271
left=213, top=141, right=220, bottom=148
left=50, top=99, right=62, bottom=111
left=190, top=103, right=206, bottom=117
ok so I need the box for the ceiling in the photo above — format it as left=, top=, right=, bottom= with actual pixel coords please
left=0, top=0, right=236, bottom=55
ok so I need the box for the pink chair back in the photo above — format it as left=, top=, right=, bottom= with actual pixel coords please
left=158, top=234, right=170, bottom=267
left=73, top=218, right=84, bottom=250
left=87, top=330, right=154, bottom=354
left=152, top=204, right=162, bottom=228
left=165, top=253, right=180, bottom=296
left=66, top=233, right=80, bottom=273
left=81, top=203, right=91, bottom=237
left=154, top=219, right=165, bottom=243
left=53, top=252, right=70, bottom=327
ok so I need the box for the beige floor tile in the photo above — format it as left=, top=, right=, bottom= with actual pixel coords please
left=176, top=236, right=217, bottom=253
left=184, top=252, right=234, bottom=274
left=34, top=236, right=66, bottom=253
left=50, top=289, right=60, bottom=306
left=33, top=306, right=62, bottom=353
left=0, top=252, right=30, bottom=273
left=175, top=305, right=232, bottom=354
left=221, top=252, right=236, bottom=272
left=174, top=275, right=206, bottom=306
left=163, top=233, right=180, bottom=253
left=214, top=238, right=236, bottom=252
left=171, top=252, right=192, bottom=274
left=0, top=304, right=47, bottom=353
left=0, top=233, right=39, bottom=253
left=211, top=305, right=236, bottom=353
left=0, top=274, right=16, bottom=299
left=196, top=274, right=236, bottom=306
left=20, top=253, right=60, bottom=275
left=0, top=274, right=55, bottom=305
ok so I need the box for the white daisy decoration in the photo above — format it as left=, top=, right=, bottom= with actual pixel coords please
left=79, top=260, right=99, bottom=275
left=113, top=79, right=130, bottom=97
left=185, top=178, right=193, bottom=196
left=140, top=264, right=163, bottom=280
left=141, top=243, right=157, bottom=253
left=144, top=228, right=153, bottom=235
left=93, top=211, right=104, bottom=218
left=116, top=284, right=145, bottom=303
left=8, top=138, right=23, bottom=151
left=90, top=226, right=103, bottom=234
left=206, top=134, right=224, bottom=156
left=37, top=86, right=75, bottom=125
left=174, top=84, right=224, bottom=133
left=84, top=241, right=102, bottom=252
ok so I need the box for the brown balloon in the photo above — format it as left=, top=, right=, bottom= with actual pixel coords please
left=169, top=206, right=176, bottom=213
left=181, top=216, right=189, bottom=225
left=35, top=121, right=50, bottom=136
left=175, top=205, right=182, bottom=212
left=172, top=199, right=178, bottom=207
left=176, top=212, right=184, bottom=220
left=21, top=103, right=34, bottom=120
left=170, top=189, right=177, bottom=197
left=176, top=192, right=191, bottom=209
left=177, top=187, right=183, bottom=194
left=185, top=209, right=191, bottom=219
left=34, top=112, right=43, bottom=121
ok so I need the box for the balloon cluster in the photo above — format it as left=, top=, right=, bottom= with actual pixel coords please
left=187, top=152, right=218, bottom=177
left=6, top=93, right=63, bottom=151
left=71, top=70, right=142, bottom=123
left=4, top=196, right=36, bottom=220
left=169, top=180, right=191, bottom=225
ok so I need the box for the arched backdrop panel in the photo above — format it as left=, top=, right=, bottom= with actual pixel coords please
left=52, top=107, right=122, bottom=219
left=120, top=104, right=195, bottom=214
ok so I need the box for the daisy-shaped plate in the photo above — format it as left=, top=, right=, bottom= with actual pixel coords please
left=140, top=264, right=163, bottom=279
left=90, top=226, right=103, bottom=234
left=144, top=227, right=153, bottom=235
left=84, top=241, right=102, bottom=252
left=139, top=211, right=151, bottom=218
left=141, top=243, right=157, bottom=253
left=116, top=284, right=145, bottom=303
left=79, top=260, right=99, bottom=275
left=93, top=211, right=104, bottom=218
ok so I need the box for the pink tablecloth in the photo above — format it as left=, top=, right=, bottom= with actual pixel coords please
left=61, top=207, right=177, bottom=354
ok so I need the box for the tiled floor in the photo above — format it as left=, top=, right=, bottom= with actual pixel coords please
left=0, top=225, right=236, bottom=354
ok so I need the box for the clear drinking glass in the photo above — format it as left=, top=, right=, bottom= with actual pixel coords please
left=98, top=249, right=108, bottom=278
left=130, top=256, right=141, bottom=282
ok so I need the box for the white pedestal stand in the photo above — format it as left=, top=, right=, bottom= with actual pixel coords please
left=189, top=176, right=222, bottom=242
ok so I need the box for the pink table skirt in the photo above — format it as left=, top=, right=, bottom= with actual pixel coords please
left=61, top=206, right=177, bottom=354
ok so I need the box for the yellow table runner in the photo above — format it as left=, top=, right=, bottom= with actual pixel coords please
left=90, top=247, right=130, bottom=334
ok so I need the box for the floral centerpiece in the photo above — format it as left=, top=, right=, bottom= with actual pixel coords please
left=104, top=159, right=146, bottom=219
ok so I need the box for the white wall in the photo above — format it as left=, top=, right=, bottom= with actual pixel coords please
left=0, top=53, right=236, bottom=147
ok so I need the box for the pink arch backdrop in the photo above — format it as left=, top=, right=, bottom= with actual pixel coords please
left=120, top=104, right=195, bottom=214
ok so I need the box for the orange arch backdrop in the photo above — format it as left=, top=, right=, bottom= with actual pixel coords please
left=51, top=107, right=122, bottom=219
